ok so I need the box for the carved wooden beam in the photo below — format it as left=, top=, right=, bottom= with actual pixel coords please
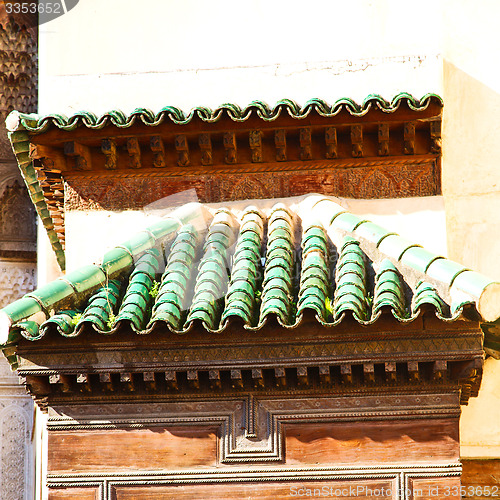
left=209, top=369, right=221, bottom=389
left=175, top=134, right=190, bottom=167
left=430, top=120, right=441, bottom=153
left=249, top=130, right=263, bottom=163
left=325, top=127, right=337, bottom=159
left=223, top=132, right=237, bottom=164
left=300, top=128, right=312, bottom=160
left=150, top=136, right=166, bottom=168
left=231, top=369, right=243, bottom=389
left=297, top=366, right=308, bottom=386
left=126, top=137, right=142, bottom=169
left=385, top=362, right=397, bottom=382
left=199, top=133, right=212, bottom=165
left=341, top=364, right=352, bottom=384
left=101, top=139, right=117, bottom=170
left=187, top=370, right=199, bottom=390
left=120, top=372, right=135, bottom=392
left=99, top=373, right=114, bottom=392
left=252, top=368, right=264, bottom=389
left=143, top=372, right=156, bottom=391
left=404, top=122, right=416, bottom=155
left=275, top=129, right=286, bottom=161
left=76, top=373, right=91, bottom=393
left=378, top=124, right=390, bottom=156
left=64, top=141, right=92, bottom=170
left=433, top=360, right=447, bottom=380
left=49, top=373, right=72, bottom=393
left=29, top=144, right=67, bottom=171
left=408, top=361, right=419, bottom=381
left=25, top=375, right=50, bottom=395
left=351, top=125, right=363, bottom=157
left=275, top=367, right=286, bottom=387
left=165, top=370, right=178, bottom=390
left=319, top=365, right=331, bottom=385
left=364, top=363, right=375, bottom=384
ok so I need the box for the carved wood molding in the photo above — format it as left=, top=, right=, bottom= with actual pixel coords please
left=47, top=464, right=462, bottom=500
left=47, top=392, right=460, bottom=464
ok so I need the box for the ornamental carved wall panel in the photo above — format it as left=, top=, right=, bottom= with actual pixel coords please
left=64, top=159, right=439, bottom=212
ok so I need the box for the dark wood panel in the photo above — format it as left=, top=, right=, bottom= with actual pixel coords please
left=113, top=479, right=397, bottom=500
left=49, top=487, right=99, bottom=500
left=284, top=419, right=459, bottom=465
left=462, top=459, right=500, bottom=500
left=48, top=426, right=217, bottom=473
left=410, top=477, right=461, bottom=499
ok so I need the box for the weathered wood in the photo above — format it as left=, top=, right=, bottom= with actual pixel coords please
left=126, top=137, right=142, bottom=169
left=249, top=130, right=263, bottom=162
left=325, top=127, right=337, bottom=159
left=223, top=132, right=237, bottom=164
left=404, top=121, right=416, bottom=154
left=300, top=128, right=312, bottom=160
left=30, top=143, right=67, bottom=171
left=150, top=136, right=166, bottom=167
left=351, top=125, right=363, bottom=157
left=378, top=123, right=390, bottom=156
left=112, top=480, right=396, bottom=500
left=187, top=370, right=199, bottom=390
left=275, top=129, right=287, bottom=161
left=462, top=459, right=500, bottom=499
left=64, top=141, right=92, bottom=170
left=101, top=139, right=117, bottom=170
left=48, top=427, right=218, bottom=473
left=284, top=418, right=459, bottom=465
left=175, top=134, right=190, bottom=167
left=409, top=477, right=461, bottom=500
left=198, top=133, right=212, bottom=165
left=230, top=369, right=243, bottom=389
left=49, top=487, right=98, bottom=500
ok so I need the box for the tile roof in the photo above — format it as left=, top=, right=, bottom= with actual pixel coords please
left=5, top=93, right=443, bottom=272
left=1, top=195, right=499, bottom=366
left=7, top=93, right=442, bottom=133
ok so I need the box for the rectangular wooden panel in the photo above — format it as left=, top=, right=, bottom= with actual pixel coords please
left=48, top=426, right=217, bottom=473
left=49, top=487, right=99, bottom=500
left=113, top=479, right=397, bottom=500
left=462, top=459, right=500, bottom=499
left=410, top=477, right=461, bottom=499
left=284, top=418, right=459, bottom=466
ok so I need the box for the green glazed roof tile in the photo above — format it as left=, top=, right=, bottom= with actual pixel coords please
left=75, top=280, right=122, bottom=333
left=115, top=250, right=161, bottom=331
left=150, top=224, right=199, bottom=330
left=185, top=210, right=235, bottom=331
left=4, top=193, right=500, bottom=357
left=412, top=281, right=447, bottom=316
left=333, top=237, right=367, bottom=321
left=425, top=258, right=468, bottom=286
left=373, top=260, right=407, bottom=318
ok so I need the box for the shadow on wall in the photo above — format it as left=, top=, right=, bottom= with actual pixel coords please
left=442, top=60, right=500, bottom=280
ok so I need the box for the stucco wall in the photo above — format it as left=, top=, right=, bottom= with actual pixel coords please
left=441, top=0, right=500, bottom=458
left=38, top=0, right=442, bottom=115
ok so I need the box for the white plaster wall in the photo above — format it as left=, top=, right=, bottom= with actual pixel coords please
left=441, top=0, right=500, bottom=458
left=38, top=0, right=442, bottom=116
left=65, top=196, right=446, bottom=271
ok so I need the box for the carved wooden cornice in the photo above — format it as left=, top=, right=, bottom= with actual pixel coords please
left=7, top=95, right=443, bottom=270
left=15, top=315, right=483, bottom=409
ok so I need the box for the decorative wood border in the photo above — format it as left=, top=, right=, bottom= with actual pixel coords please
left=47, top=464, right=461, bottom=500
left=47, top=392, right=460, bottom=464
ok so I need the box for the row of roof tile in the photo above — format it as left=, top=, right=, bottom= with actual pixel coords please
left=4, top=197, right=498, bottom=356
